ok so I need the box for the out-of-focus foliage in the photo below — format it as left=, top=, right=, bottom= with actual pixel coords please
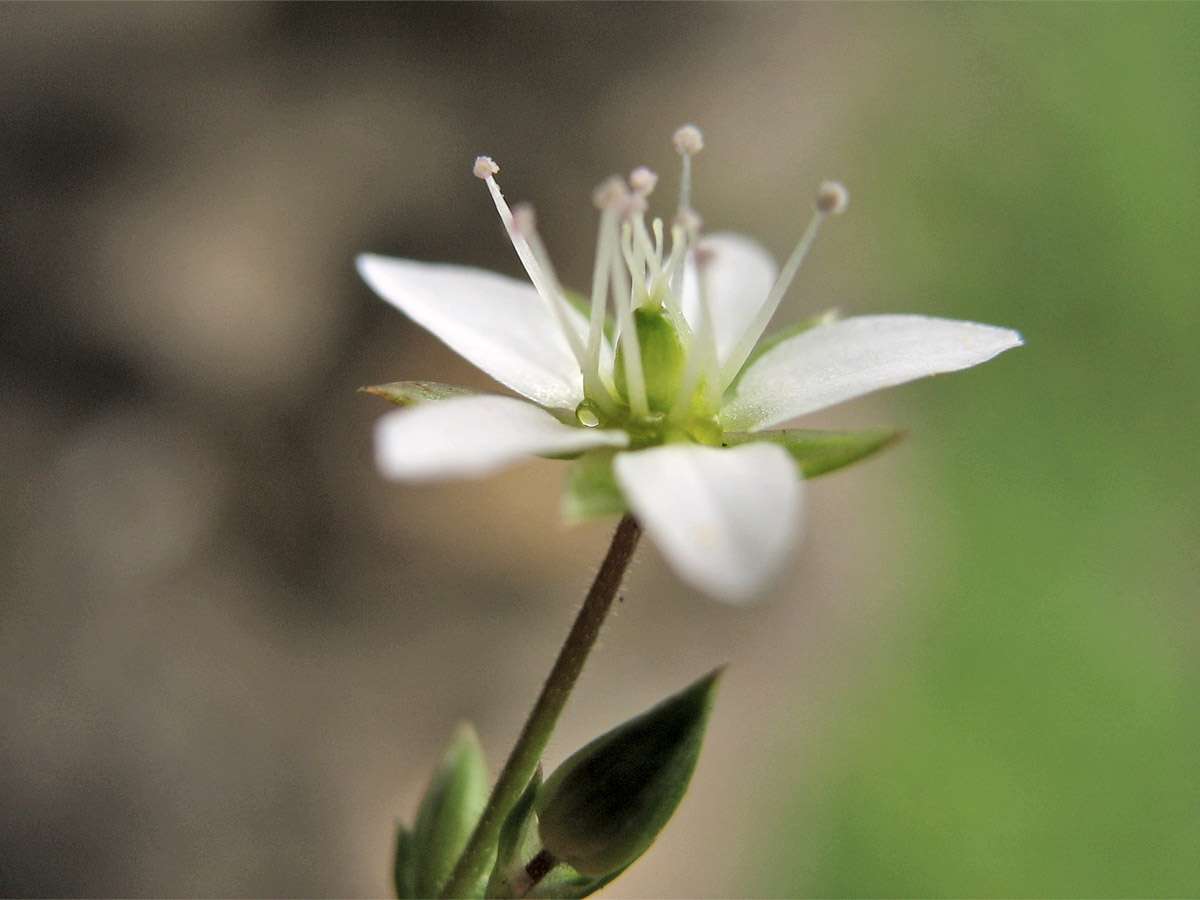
left=759, top=5, right=1200, bottom=896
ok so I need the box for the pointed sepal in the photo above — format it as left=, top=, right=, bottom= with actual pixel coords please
left=535, top=668, right=723, bottom=878
left=411, top=722, right=491, bottom=899
left=360, top=380, right=478, bottom=407
left=721, top=427, right=905, bottom=478
left=562, top=451, right=629, bottom=520
left=394, top=822, right=416, bottom=899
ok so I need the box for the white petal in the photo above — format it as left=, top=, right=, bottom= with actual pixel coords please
left=681, top=233, right=778, bottom=367
left=375, top=395, right=627, bottom=481
left=614, top=443, right=801, bottom=603
left=358, top=254, right=587, bottom=410
left=721, top=315, right=1024, bottom=431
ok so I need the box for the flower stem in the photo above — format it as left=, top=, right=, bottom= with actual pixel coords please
left=438, top=514, right=642, bottom=899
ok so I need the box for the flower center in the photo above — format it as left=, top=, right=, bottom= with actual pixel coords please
left=474, top=126, right=846, bottom=451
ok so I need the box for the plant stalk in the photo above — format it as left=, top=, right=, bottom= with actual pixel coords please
left=439, top=514, right=642, bottom=898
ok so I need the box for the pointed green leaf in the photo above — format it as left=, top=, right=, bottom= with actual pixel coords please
left=535, top=668, right=723, bottom=878
left=360, top=381, right=478, bottom=407
left=394, top=822, right=416, bottom=899
left=562, top=451, right=629, bottom=520
left=412, top=722, right=492, bottom=899
left=721, top=427, right=905, bottom=478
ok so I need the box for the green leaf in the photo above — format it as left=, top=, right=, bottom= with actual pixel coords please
left=394, top=823, right=416, bottom=899
left=562, top=451, right=629, bottom=520
left=535, top=668, right=723, bottom=878
left=721, top=427, right=905, bottom=478
left=360, top=381, right=477, bottom=407
left=411, top=722, right=492, bottom=899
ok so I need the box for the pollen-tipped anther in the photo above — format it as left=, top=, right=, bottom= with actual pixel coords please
left=673, top=125, right=704, bottom=156
left=816, top=180, right=849, bottom=215
left=473, top=156, right=499, bottom=179
left=629, top=166, right=659, bottom=196
left=593, top=175, right=629, bottom=211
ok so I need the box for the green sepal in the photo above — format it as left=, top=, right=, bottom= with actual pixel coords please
left=394, top=822, right=416, bottom=899
left=411, top=722, right=492, bottom=899
left=562, top=451, right=629, bottom=520
left=535, top=668, right=723, bottom=878
left=360, top=381, right=477, bottom=407
left=721, top=427, right=905, bottom=478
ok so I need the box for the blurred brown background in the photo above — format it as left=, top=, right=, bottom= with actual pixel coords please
left=1, top=4, right=882, bottom=896
left=5, top=3, right=1198, bottom=898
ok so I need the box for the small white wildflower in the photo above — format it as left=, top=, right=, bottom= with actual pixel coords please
left=358, top=127, right=1022, bottom=602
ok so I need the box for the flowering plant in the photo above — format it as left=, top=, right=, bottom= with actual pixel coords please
left=361, top=127, right=1021, bottom=898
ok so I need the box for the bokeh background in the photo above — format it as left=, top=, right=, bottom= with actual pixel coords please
left=2, top=3, right=1198, bottom=897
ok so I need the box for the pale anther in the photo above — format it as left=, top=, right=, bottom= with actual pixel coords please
left=593, top=176, right=628, bottom=210
left=673, top=125, right=704, bottom=155
left=629, top=166, right=658, bottom=195
left=473, top=156, right=499, bottom=179
left=816, top=181, right=849, bottom=215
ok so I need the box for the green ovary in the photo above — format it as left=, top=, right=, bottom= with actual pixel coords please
left=614, top=306, right=685, bottom=415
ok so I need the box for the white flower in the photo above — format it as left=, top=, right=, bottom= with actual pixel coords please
left=359, top=127, right=1022, bottom=603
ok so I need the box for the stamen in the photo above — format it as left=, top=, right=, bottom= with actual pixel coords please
left=473, top=156, right=500, bottom=179
left=717, top=182, right=848, bottom=391
left=512, top=204, right=618, bottom=411
left=629, top=166, right=658, bottom=196
left=670, top=244, right=720, bottom=422
left=630, top=215, right=662, bottom=305
left=656, top=223, right=694, bottom=345
left=672, top=125, right=704, bottom=156
left=615, top=222, right=650, bottom=417
left=592, top=175, right=628, bottom=211
left=651, top=218, right=665, bottom=269
left=587, top=202, right=618, bottom=395
left=665, top=207, right=701, bottom=307
left=816, top=180, right=849, bottom=215
left=476, top=160, right=611, bottom=407
left=672, top=125, right=703, bottom=219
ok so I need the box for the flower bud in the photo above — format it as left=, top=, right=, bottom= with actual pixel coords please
left=535, top=669, right=722, bottom=878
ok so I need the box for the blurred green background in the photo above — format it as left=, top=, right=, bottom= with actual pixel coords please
left=1, top=4, right=1196, bottom=897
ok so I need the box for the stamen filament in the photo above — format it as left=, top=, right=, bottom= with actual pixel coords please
left=718, top=205, right=828, bottom=391
left=670, top=251, right=720, bottom=422
left=587, top=208, right=617, bottom=389
left=478, top=161, right=616, bottom=411
left=660, top=224, right=694, bottom=342
left=519, top=208, right=618, bottom=411
left=616, top=223, right=650, bottom=418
